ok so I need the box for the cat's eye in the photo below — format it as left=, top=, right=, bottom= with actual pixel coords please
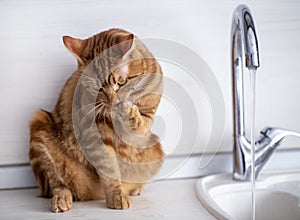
left=117, top=78, right=127, bottom=86
left=108, top=74, right=116, bottom=84
left=101, top=76, right=109, bottom=87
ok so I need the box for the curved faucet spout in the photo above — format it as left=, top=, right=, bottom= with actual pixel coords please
left=231, top=5, right=260, bottom=70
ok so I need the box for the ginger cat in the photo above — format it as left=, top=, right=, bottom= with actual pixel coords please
left=29, top=28, right=164, bottom=212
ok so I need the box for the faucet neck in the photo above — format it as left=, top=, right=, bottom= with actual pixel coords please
left=231, top=5, right=260, bottom=139
left=231, top=4, right=260, bottom=181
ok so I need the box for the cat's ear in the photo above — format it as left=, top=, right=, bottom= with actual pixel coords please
left=63, top=36, right=83, bottom=61
left=118, top=34, right=134, bottom=56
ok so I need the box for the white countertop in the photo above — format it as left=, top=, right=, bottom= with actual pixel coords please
left=0, top=178, right=216, bottom=220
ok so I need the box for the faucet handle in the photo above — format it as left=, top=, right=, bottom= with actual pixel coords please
left=260, top=127, right=300, bottom=146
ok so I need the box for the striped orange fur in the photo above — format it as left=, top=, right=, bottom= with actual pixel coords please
left=29, top=28, right=164, bottom=212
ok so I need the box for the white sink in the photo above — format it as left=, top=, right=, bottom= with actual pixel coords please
left=196, top=171, right=300, bottom=220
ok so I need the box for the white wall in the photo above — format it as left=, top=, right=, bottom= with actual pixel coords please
left=1, top=0, right=300, bottom=167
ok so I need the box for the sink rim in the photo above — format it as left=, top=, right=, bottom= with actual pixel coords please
left=195, top=170, right=300, bottom=220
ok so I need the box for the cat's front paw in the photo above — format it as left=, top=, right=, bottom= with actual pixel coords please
left=112, top=101, right=142, bottom=133
left=106, top=193, right=131, bottom=209
left=114, top=102, right=139, bottom=121
left=50, top=188, right=73, bottom=213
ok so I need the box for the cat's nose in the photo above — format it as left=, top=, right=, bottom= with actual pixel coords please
left=112, top=84, right=120, bottom=92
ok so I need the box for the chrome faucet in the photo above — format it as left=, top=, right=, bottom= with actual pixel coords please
left=231, top=4, right=300, bottom=181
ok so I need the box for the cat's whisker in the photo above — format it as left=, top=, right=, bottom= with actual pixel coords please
left=74, top=102, right=100, bottom=116
left=77, top=95, right=111, bottom=126
left=95, top=102, right=110, bottom=124
left=80, top=104, right=100, bottom=124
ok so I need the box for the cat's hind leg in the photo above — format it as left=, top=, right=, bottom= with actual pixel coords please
left=50, top=188, right=73, bottom=213
left=29, top=109, right=73, bottom=212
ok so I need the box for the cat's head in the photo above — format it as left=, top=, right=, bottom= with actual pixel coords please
left=64, top=29, right=134, bottom=80
left=67, top=28, right=162, bottom=148
left=63, top=28, right=141, bottom=106
left=64, top=28, right=162, bottom=128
